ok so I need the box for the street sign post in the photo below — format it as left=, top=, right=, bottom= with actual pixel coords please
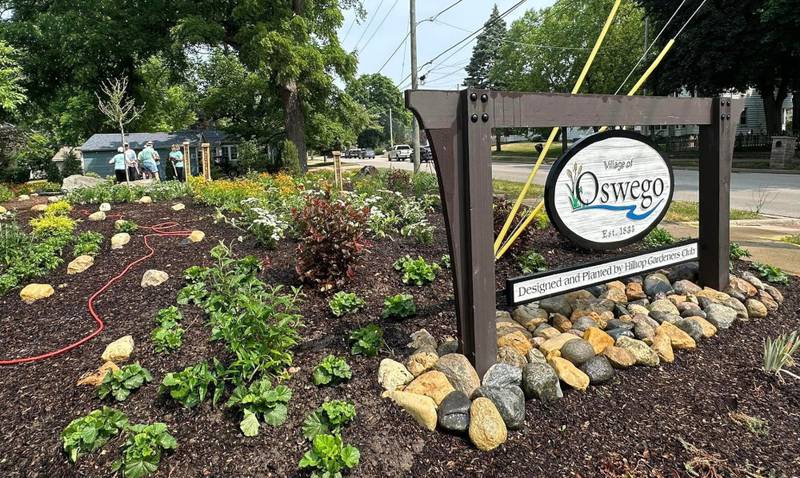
left=406, top=89, right=742, bottom=376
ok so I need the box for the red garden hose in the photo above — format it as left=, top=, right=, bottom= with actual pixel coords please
left=0, top=222, right=192, bottom=365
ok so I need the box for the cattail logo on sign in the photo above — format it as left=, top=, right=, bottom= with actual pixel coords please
left=545, top=130, right=673, bottom=249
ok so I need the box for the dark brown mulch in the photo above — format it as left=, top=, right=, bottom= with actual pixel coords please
left=0, top=198, right=798, bottom=478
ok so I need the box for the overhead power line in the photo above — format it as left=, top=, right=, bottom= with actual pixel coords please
left=359, top=0, right=401, bottom=54
left=353, top=0, right=387, bottom=51
left=377, top=30, right=410, bottom=74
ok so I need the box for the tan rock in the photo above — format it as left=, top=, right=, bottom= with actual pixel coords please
left=497, top=346, right=527, bottom=368
left=67, top=255, right=94, bottom=275
left=406, top=350, right=438, bottom=377
left=651, top=333, right=674, bottom=363
left=536, top=327, right=561, bottom=339
left=0, top=206, right=6, bottom=214
left=745, top=298, right=768, bottom=319
left=385, top=390, right=438, bottom=431
left=141, top=269, right=169, bottom=287
left=606, top=280, right=626, bottom=291
left=625, top=282, right=647, bottom=301
left=571, top=311, right=610, bottom=329
left=435, top=354, right=481, bottom=397
left=468, top=397, right=508, bottom=451
left=77, top=361, right=119, bottom=386
left=551, top=313, right=572, bottom=333
left=616, top=336, right=659, bottom=367
left=101, top=335, right=134, bottom=363
left=111, top=233, right=131, bottom=249
left=20, top=283, right=54, bottom=304
left=98, top=202, right=111, bottom=212
left=696, top=287, right=731, bottom=303
left=549, top=356, right=590, bottom=391
left=188, top=230, right=205, bottom=243
left=88, top=211, right=106, bottom=221
left=656, top=322, right=697, bottom=350
left=512, top=304, right=548, bottom=331
left=758, top=290, right=779, bottom=311
left=727, top=276, right=758, bottom=298
left=583, top=327, right=614, bottom=354
left=378, top=358, right=414, bottom=391
left=687, top=316, right=717, bottom=338
left=31, top=204, right=48, bottom=212
left=138, top=196, right=152, bottom=204
left=497, top=330, right=532, bottom=356
left=602, top=285, right=628, bottom=304
left=171, top=203, right=186, bottom=211
left=603, top=345, right=636, bottom=368
left=627, top=303, right=650, bottom=316
left=667, top=294, right=687, bottom=306
left=539, top=333, right=579, bottom=355
left=403, top=371, right=454, bottom=405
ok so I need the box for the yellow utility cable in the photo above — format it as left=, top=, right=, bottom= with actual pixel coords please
left=495, top=38, right=678, bottom=260
left=493, top=0, right=622, bottom=255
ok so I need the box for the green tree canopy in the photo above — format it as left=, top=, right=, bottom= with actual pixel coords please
left=346, top=73, right=410, bottom=148
left=0, top=40, right=27, bottom=115
left=464, top=4, right=507, bottom=89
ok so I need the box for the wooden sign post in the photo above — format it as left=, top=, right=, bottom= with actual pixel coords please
left=406, top=89, right=742, bottom=376
left=201, top=143, right=212, bottom=181
left=182, top=141, right=192, bottom=183
left=332, top=151, right=343, bottom=190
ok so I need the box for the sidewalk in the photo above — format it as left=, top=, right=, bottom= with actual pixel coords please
left=663, top=218, right=800, bottom=275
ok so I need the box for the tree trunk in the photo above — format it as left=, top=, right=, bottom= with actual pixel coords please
left=760, top=81, right=788, bottom=137
left=280, top=79, right=307, bottom=172
left=119, top=124, right=130, bottom=186
left=793, top=91, right=799, bottom=136
left=495, top=131, right=501, bottom=152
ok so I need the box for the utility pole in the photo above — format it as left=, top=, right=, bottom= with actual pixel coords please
left=389, top=107, right=394, bottom=147
left=410, top=0, right=421, bottom=172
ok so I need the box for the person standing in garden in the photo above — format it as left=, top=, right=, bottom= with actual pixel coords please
left=169, top=144, right=184, bottom=181
left=124, top=143, right=139, bottom=180
left=138, top=141, right=159, bottom=181
left=108, top=147, right=126, bottom=183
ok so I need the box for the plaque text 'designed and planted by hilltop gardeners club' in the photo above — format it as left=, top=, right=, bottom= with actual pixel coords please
left=544, top=130, right=674, bottom=250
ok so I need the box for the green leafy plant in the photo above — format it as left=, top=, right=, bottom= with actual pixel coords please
left=98, top=363, right=153, bottom=401
left=0, top=223, right=69, bottom=294
left=151, top=324, right=184, bottom=353
left=517, top=250, right=547, bottom=274
left=46, top=200, right=72, bottom=216
left=61, top=407, right=128, bottom=463
left=155, top=306, right=182, bottom=325
left=349, top=324, right=383, bottom=356
left=226, top=378, right=292, bottom=436
left=381, top=293, right=416, bottom=319
left=752, top=262, right=790, bottom=285
left=762, top=330, right=800, bottom=381
left=328, top=291, right=365, bottom=317
left=302, top=400, right=356, bottom=440
left=643, top=227, right=675, bottom=248
left=160, top=361, right=224, bottom=408
left=393, top=254, right=440, bottom=286
left=440, top=254, right=451, bottom=269
left=111, top=422, right=177, bottom=478
left=299, top=433, right=360, bottom=478
left=0, top=184, right=13, bottom=202
left=729, top=242, right=752, bottom=261
left=312, top=355, right=352, bottom=386
left=115, top=219, right=139, bottom=233
left=29, top=213, right=76, bottom=238
left=73, top=231, right=104, bottom=257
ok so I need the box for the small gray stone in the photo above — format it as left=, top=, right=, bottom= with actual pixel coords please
left=606, top=319, right=633, bottom=331
left=580, top=355, right=615, bottom=384
left=483, top=363, right=522, bottom=388
left=649, top=311, right=681, bottom=324
left=633, top=320, right=656, bottom=342
left=628, top=298, right=650, bottom=307
left=606, top=328, right=635, bottom=342
left=667, top=262, right=699, bottom=282
left=613, top=304, right=630, bottom=318
left=437, top=391, right=471, bottom=433
left=697, top=296, right=716, bottom=309
left=704, top=303, right=737, bottom=329
left=649, top=299, right=680, bottom=316
left=559, top=339, right=595, bottom=365
left=762, top=284, right=784, bottom=304
left=526, top=348, right=547, bottom=364
left=472, top=386, right=525, bottom=430
left=678, top=301, right=704, bottom=316
left=722, top=297, right=749, bottom=320
left=512, top=304, right=549, bottom=331
left=408, top=329, right=437, bottom=351
left=497, top=346, right=527, bottom=369
left=572, top=316, right=597, bottom=332
left=539, top=294, right=572, bottom=317
left=644, top=273, right=673, bottom=296
left=673, top=279, right=702, bottom=295
left=585, top=284, right=606, bottom=297
left=522, top=362, right=563, bottom=402
left=434, top=354, right=481, bottom=397
left=626, top=275, right=643, bottom=284
left=741, top=271, right=765, bottom=290
left=674, top=318, right=704, bottom=342
left=632, top=313, right=660, bottom=330
left=437, top=338, right=459, bottom=356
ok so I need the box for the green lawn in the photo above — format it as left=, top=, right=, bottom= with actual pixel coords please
left=491, top=142, right=563, bottom=160
left=782, top=234, right=800, bottom=246
left=492, top=179, right=544, bottom=200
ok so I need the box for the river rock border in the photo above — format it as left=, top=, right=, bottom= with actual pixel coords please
left=377, top=264, right=784, bottom=451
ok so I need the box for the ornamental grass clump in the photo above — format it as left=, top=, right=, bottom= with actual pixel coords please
left=294, top=195, right=369, bottom=288
left=762, top=330, right=800, bottom=382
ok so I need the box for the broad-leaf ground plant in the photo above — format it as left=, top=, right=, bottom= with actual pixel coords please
left=752, top=262, right=790, bottom=285
left=299, top=433, right=360, bottom=478
left=151, top=306, right=185, bottom=353
left=61, top=407, right=128, bottom=463
left=349, top=324, right=383, bottom=356
left=160, top=360, right=225, bottom=408
left=518, top=250, right=547, bottom=274
left=312, top=355, right=352, bottom=386
left=73, top=231, right=104, bottom=257
left=393, top=255, right=440, bottom=286
left=328, top=291, right=365, bottom=317
left=302, top=400, right=357, bottom=441
left=226, top=378, right=292, bottom=436
left=111, top=422, right=177, bottom=478
left=382, top=293, right=416, bottom=319
left=98, top=363, right=153, bottom=402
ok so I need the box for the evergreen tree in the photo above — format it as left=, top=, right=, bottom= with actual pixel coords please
left=464, top=5, right=507, bottom=151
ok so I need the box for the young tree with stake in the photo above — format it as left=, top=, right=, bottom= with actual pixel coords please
left=96, top=77, right=143, bottom=184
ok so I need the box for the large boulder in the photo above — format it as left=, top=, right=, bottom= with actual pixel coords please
left=468, top=398, right=508, bottom=451
left=559, top=339, right=595, bottom=365
left=437, top=391, right=471, bottom=433
left=20, top=283, right=54, bottom=304
left=521, top=362, right=562, bottom=401
left=472, top=386, right=525, bottom=430
left=483, top=363, right=522, bottom=388
left=435, top=354, right=481, bottom=397
left=61, top=174, right=104, bottom=192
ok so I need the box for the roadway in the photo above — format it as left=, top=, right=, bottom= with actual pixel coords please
left=342, top=156, right=800, bottom=218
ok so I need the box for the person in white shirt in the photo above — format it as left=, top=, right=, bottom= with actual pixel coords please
left=124, top=143, right=139, bottom=180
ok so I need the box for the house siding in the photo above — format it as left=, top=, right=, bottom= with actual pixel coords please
left=82, top=152, right=116, bottom=178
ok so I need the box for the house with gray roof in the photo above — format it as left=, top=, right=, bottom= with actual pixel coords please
left=76, top=129, right=237, bottom=178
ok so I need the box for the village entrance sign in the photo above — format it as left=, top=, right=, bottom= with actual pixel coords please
left=406, top=89, right=742, bottom=376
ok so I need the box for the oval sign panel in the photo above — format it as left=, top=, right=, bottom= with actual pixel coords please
left=545, top=130, right=674, bottom=250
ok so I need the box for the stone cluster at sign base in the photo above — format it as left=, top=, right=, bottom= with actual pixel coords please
left=377, top=265, right=784, bottom=452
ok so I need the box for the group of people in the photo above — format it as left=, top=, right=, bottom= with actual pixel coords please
left=110, top=142, right=185, bottom=183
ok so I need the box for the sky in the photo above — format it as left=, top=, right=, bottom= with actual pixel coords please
left=338, top=0, right=554, bottom=90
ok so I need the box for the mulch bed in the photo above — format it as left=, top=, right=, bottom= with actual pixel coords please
left=0, top=197, right=798, bottom=477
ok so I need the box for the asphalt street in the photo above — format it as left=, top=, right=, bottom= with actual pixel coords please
left=344, top=156, right=800, bottom=218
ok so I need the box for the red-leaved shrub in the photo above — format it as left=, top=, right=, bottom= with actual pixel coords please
left=294, top=195, right=370, bottom=287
